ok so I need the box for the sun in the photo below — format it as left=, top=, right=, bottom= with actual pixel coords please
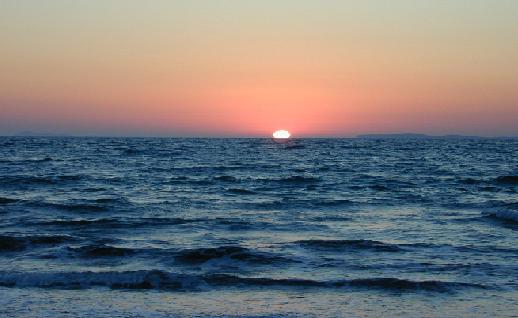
left=273, top=130, right=291, bottom=139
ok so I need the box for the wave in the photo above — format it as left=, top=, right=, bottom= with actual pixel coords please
left=91, top=197, right=127, bottom=204
left=0, top=176, right=55, bottom=185
left=37, top=218, right=117, bottom=226
left=174, top=246, right=288, bottom=265
left=0, top=270, right=181, bottom=290
left=0, top=270, right=485, bottom=292
left=250, top=175, right=321, bottom=184
left=31, top=196, right=131, bottom=212
left=500, top=202, right=518, bottom=209
left=479, top=186, right=498, bottom=192
left=441, top=199, right=518, bottom=212
left=36, top=217, right=203, bottom=228
left=240, top=198, right=354, bottom=211
left=210, top=218, right=264, bottom=231
left=0, top=197, right=19, bottom=204
left=294, top=239, right=402, bottom=252
left=343, top=277, right=483, bottom=291
left=459, top=178, right=484, bottom=185
left=310, top=216, right=352, bottom=222
left=169, top=165, right=250, bottom=173
left=318, top=199, right=354, bottom=207
left=0, top=234, right=76, bottom=251
left=68, top=244, right=136, bottom=257
left=213, top=175, right=238, bottom=182
left=369, top=184, right=390, bottom=191
left=65, top=242, right=293, bottom=261
left=36, top=216, right=279, bottom=230
left=0, top=157, right=53, bottom=164
left=167, top=176, right=214, bottom=185
left=34, top=156, right=53, bottom=162
left=24, top=157, right=53, bottom=163
left=206, top=275, right=484, bottom=291
left=278, top=176, right=320, bottom=183
left=121, top=148, right=145, bottom=155
left=485, top=210, right=518, bottom=222
left=0, top=175, right=82, bottom=185
left=237, top=200, right=287, bottom=210
left=494, top=176, right=518, bottom=185
left=226, top=188, right=256, bottom=195
left=37, top=202, right=109, bottom=212
left=284, top=144, right=305, bottom=150
left=169, top=176, right=189, bottom=181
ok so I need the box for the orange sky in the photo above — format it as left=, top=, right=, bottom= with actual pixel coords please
left=1, top=1, right=517, bottom=136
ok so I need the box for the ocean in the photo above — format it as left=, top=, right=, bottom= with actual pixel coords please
left=1, top=137, right=517, bottom=317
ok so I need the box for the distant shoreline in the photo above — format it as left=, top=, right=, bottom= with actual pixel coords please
left=356, top=133, right=492, bottom=139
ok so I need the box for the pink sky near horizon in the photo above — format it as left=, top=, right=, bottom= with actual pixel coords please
left=1, top=1, right=517, bottom=137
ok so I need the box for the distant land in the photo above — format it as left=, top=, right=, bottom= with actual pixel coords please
left=356, top=133, right=493, bottom=139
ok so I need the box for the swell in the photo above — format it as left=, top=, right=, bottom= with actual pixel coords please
left=213, top=175, right=238, bottom=182
left=0, top=197, right=19, bottom=204
left=494, top=175, right=518, bottom=185
left=68, top=245, right=136, bottom=258
left=174, top=246, right=289, bottom=265
left=454, top=175, right=518, bottom=187
left=459, top=178, right=485, bottom=185
left=167, top=176, right=214, bottom=185
left=34, top=217, right=204, bottom=228
left=0, top=175, right=83, bottom=186
left=263, top=175, right=321, bottom=183
left=34, top=202, right=109, bottom=213
left=484, top=210, right=518, bottom=223
left=240, top=198, right=354, bottom=210
left=310, top=216, right=352, bottom=222
left=296, top=238, right=518, bottom=255
left=385, top=175, right=518, bottom=187
left=226, top=188, right=257, bottom=195
left=32, top=217, right=283, bottom=232
left=0, top=157, right=53, bottom=164
left=17, top=243, right=291, bottom=263
left=0, top=234, right=76, bottom=251
left=29, top=197, right=131, bottom=213
left=207, top=275, right=484, bottom=291
left=0, top=270, right=485, bottom=292
left=294, top=239, right=403, bottom=252
left=210, top=218, right=270, bottom=230
left=177, top=175, right=321, bottom=184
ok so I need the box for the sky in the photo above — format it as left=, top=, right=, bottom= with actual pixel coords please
left=1, top=0, right=517, bottom=137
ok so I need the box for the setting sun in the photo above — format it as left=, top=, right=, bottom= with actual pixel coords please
left=273, top=130, right=291, bottom=139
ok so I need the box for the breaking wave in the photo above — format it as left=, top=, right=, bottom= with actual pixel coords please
left=0, top=270, right=485, bottom=292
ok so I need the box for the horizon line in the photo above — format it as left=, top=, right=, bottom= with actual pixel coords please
left=2, top=133, right=518, bottom=139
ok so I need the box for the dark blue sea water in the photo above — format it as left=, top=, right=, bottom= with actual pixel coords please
left=1, top=137, right=518, bottom=317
